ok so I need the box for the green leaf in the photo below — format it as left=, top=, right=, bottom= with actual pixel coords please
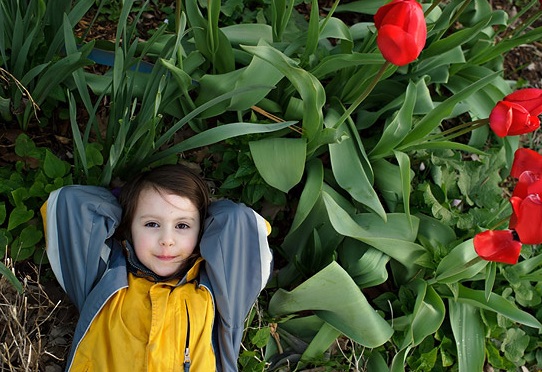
left=456, top=284, right=542, bottom=329
left=300, top=322, right=342, bottom=365
left=501, top=328, right=529, bottom=363
left=288, top=158, right=323, bottom=234
left=268, top=261, right=394, bottom=347
left=14, top=133, right=41, bottom=159
left=242, top=44, right=325, bottom=141
left=86, top=143, right=104, bottom=168
left=402, top=281, right=446, bottom=348
left=485, top=261, right=497, bottom=301
left=421, top=14, right=492, bottom=59
left=435, top=239, right=488, bottom=284
left=0, top=203, right=5, bottom=225
left=251, top=327, right=271, bottom=348
left=326, top=116, right=386, bottom=220
left=44, top=149, right=68, bottom=179
left=322, top=191, right=426, bottom=268
left=335, top=0, right=384, bottom=14
left=399, top=72, right=499, bottom=149
left=0, top=261, right=23, bottom=293
left=230, top=47, right=285, bottom=111
left=370, top=80, right=417, bottom=158
left=147, top=121, right=294, bottom=166
left=338, top=238, right=390, bottom=288
left=311, top=53, right=385, bottom=80
left=249, top=137, right=306, bottom=193
left=7, top=206, right=34, bottom=231
left=221, top=24, right=273, bottom=45
left=11, top=225, right=43, bottom=262
left=469, top=26, right=542, bottom=65
left=449, top=300, right=485, bottom=372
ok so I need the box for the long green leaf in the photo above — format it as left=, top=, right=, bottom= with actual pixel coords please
left=311, top=53, right=385, bottom=80
left=456, top=284, right=542, bottom=329
left=326, top=108, right=386, bottom=220
left=322, top=191, right=426, bottom=267
left=338, top=238, right=390, bottom=288
left=370, top=81, right=417, bottom=158
left=156, top=85, right=275, bottom=149
left=449, top=300, right=485, bottom=372
left=394, top=150, right=413, bottom=226
left=469, top=26, right=542, bottom=65
left=435, top=239, right=487, bottom=284
left=145, top=121, right=295, bottom=166
left=268, top=261, right=394, bottom=347
left=421, top=14, right=491, bottom=58
left=288, top=158, right=323, bottom=234
left=300, top=322, right=342, bottom=365
left=399, top=72, right=499, bottom=148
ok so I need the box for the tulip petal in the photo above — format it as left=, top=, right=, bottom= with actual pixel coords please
left=513, top=194, right=542, bottom=245
left=473, top=230, right=522, bottom=264
left=511, top=148, right=542, bottom=178
left=489, top=101, right=514, bottom=137
left=512, top=171, right=538, bottom=199
left=377, top=25, right=421, bottom=66
left=504, top=88, right=542, bottom=116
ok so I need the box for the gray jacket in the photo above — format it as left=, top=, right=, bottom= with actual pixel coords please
left=43, top=185, right=273, bottom=371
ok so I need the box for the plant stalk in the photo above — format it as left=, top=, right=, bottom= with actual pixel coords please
left=332, top=61, right=391, bottom=130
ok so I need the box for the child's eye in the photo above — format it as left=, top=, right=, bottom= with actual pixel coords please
left=176, top=223, right=189, bottom=229
left=145, top=222, right=160, bottom=228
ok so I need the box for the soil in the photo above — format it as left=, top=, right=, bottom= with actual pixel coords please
left=1, top=1, right=542, bottom=371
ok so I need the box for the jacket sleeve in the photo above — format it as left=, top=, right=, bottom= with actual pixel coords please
left=199, top=199, right=273, bottom=371
left=41, top=185, right=122, bottom=311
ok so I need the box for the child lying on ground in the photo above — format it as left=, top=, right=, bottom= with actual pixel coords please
left=41, top=164, right=273, bottom=371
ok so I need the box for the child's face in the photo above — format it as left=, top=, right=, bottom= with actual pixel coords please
left=130, top=187, right=201, bottom=278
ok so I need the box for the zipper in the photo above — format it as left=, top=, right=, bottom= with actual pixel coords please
left=184, top=301, right=191, bottom=372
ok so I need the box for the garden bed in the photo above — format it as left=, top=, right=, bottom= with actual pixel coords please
left=2, top=0, right=542, bottom=370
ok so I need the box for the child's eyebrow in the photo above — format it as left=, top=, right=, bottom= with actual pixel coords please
left=138, top=214, right=197, bottom=221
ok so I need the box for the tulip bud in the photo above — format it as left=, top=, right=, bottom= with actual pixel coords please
left=374, top=0, right=427, bottom=66
left=489, top=100, right=540, bottom=137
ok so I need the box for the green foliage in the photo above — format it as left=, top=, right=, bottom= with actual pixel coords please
left=0, top=134, right=71, bottom=267
left=0, top=0, right=95, bottom=129
left=2, top=0, right=542, bottom=370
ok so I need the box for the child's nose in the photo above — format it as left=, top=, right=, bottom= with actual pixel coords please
left=160, top=232, right=175, bottom=247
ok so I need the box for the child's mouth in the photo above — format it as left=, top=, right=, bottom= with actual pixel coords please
left=156, top=255, right=177, bottom=261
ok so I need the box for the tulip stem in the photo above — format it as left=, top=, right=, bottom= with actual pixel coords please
left=332, top=61, right=391, bottom=130
left=422, top=118, right=489, bottom=143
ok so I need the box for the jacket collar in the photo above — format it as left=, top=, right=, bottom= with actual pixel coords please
left=121, top=240, right=201, bottom=284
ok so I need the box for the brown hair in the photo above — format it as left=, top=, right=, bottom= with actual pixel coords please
left=116, top=164, right=210, bottom=274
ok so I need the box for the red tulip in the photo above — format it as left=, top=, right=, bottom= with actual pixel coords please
left=473, top=229, right=522, bottom=264
left=510, top=148, right=542, bottom=178
left=489, top=89, right=542, bottom=137
left=374, top=0, right=427, bottom=66
left=489, top=100, right=540, bottom=137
